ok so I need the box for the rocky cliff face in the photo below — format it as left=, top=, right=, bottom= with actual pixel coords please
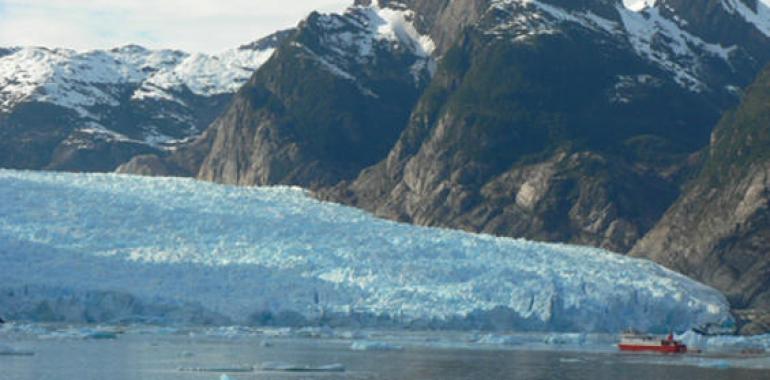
left=0, top=31, right=289, bottom=172
left=631, top=65, right=770, bottom=334
left=123, top=0, right=770, bottom=254
left=318, top=0, right=770, bottom=252
left=123, top=4, right=436, bottom=187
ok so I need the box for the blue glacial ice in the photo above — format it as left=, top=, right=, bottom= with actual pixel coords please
left=0, top=170, right=732, bottom=332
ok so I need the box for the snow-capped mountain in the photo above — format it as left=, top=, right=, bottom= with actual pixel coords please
left=0, top=169, right=731, bottom=331
left=4, top=0, right=770, bottom=332
left=475, top=0, right=770, bottom=95
left=0, top=30, right=291, bottom=171
left=133, top=0, right=770, bottom=244
left=118, top=0, right=770, bottom=332
left=172, top=4, right=437, bottom=187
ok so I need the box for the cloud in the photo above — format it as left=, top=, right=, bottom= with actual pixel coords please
left=0, top=0, right=352, bottom=53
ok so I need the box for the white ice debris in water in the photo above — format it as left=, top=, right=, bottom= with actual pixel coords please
left=676, top=331, right=770, bottom=352
left=0, top=170, right=732, bottom=332
left=0, top=344, right=16, bottom=354
left=0, top=343, right=33, bottom=356
left=350, top=341, right=404, bottom=351
left=260, top=362, right=345, bottom=372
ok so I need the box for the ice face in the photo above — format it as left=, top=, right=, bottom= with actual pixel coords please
left=0, top=170, right=732, bottom=332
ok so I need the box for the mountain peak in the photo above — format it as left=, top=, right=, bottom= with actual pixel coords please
left=238, top=29, right=294, bottom=51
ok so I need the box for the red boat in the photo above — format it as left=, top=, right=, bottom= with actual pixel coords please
left=618, top=331, right=687, bottom=353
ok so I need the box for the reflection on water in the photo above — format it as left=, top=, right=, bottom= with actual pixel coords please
left=0, top=335, right=768, bottom=380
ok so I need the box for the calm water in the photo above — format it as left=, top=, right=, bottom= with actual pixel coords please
left=1, top=334, right=768, bottom=380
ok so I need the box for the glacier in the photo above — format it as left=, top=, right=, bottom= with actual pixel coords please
left=0, top=170, right=732, bottom=332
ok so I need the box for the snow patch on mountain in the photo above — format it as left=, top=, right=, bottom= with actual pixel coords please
left=300, top=4, right=435, bottom=88
left=131, top=47, right=275, bottom=104
left=487, top=1, right=617, bottom=38
left=720, top=0, right=770, bottom=37
left=619, top=5, right=738, bottom=92
left=0, top=44, right=275, bottom=120
left=486, top=0, right=742, bottom=93
left=0, top=170, right=732, bottom=331
left=624, top=0, right=657, bottom=11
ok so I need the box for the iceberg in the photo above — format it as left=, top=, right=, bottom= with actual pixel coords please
left=350, top=340, right=404, bottom=351
left=0, top=170, right=732, bottom=332
left=0, top=343, right=33, bottom=356
left=260, top=362, right=345, bottom=372
left=676, top=331, right=770, bottom=353
left=179, top=366, right=253, bottom=373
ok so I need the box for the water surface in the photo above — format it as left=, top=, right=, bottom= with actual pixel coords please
left=1, top=333, right=768, bottom=380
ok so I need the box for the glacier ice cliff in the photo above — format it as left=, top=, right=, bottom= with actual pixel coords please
left=0, top=170, right=731, bottom=332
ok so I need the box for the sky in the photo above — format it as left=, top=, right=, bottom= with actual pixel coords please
left=1, top=0, right=763, bottom=53
left=0, top=0, right=351, bottom=53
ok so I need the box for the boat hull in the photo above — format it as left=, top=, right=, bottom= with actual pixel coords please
left=618, top=344, right=687, bottom=353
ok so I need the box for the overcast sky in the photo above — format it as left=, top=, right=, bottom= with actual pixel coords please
left=0, top=0, right=352, bottom=53
left=0, top=1, right=681, bottom=53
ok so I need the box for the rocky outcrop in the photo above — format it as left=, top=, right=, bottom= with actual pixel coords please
left=631, top=65, right=770, bottom=334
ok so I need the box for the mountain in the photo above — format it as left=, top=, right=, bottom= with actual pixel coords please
left=122, top=0, right=770, bottom=251
left=121, top=1, right=767, bottom=241
left=328, top=0, right=770, bottom=252
left=630, top=64, right=770, bottom=335
left=121, top=5, right=437, bottom=187
left=88, top=0, right=770, bottom=332
left=0, top=30, right=291, bottom=172
left=0, top=170, right=731, bottom=331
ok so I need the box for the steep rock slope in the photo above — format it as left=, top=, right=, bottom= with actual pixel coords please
left=631, top=64, right=770, bottom=334
left=321, top=0, right=770, bottom=252
left=124, top=5, right=436, bottom=187
left=0, top=31, right=289, bottom=172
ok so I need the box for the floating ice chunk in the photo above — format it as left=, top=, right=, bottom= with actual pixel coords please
left=475, top=334, right=527, bottom=346
left=0, top=344, right=34, bottom=356
left=179, top=366, right=253, bottom=373
left=338, top=330, right=368, bottom=340
left=350, top=340, right=404, bottom=351
left=260, top=362, right=345, bottom=372
left=695, top=359, right=731, bottom=369
left=38, top=327, right=119, bottom=341
left=543, top=333, right=587, bottom=345
left=293, top=326, right=334, bottom=338
left=676, top=331, right=770, bottom=353
left=83, top=330, right=119, bottom=340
